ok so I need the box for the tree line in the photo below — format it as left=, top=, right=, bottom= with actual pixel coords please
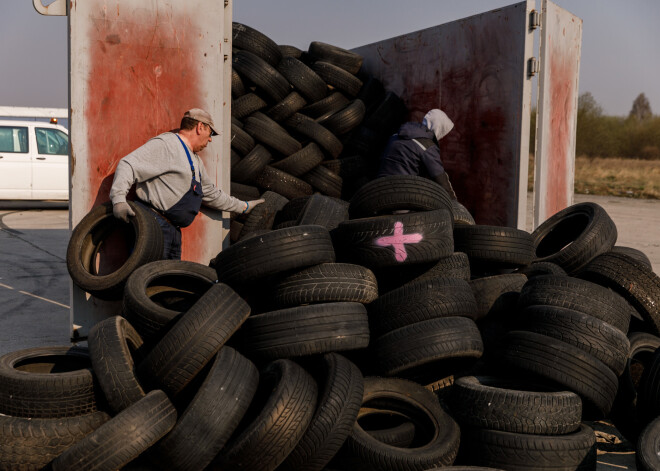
left=531, top=92, right=660, bottom=159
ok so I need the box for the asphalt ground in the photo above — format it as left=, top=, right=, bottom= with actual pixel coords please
left=0, top=194, right=657, bottom=469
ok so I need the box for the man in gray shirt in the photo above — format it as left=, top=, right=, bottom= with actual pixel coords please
left=110, top=108, right=264, bottom=259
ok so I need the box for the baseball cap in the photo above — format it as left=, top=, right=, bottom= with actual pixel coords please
left=184, top=108, right=218, bottom=136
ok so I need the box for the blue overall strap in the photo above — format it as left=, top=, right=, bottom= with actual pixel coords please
left=175, top=134, right=197, bottom=181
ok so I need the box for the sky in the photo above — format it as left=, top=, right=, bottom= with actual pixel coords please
left=1, top=0, right=658, bottom=118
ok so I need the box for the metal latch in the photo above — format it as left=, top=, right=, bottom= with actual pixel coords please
left=528, top=57, right=539, bottom=77
left=529, top=10, right=541, bottom=30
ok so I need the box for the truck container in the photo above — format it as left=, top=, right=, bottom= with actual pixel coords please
left=33, top=0, right=581, bottom=339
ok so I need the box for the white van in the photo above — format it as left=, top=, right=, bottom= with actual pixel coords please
left=0, top=120, right=69, bottom=200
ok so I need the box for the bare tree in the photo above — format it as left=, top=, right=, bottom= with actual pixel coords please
left=578, top=92, right=603, bottom=117
left=629, top=93, right=652, bottom=121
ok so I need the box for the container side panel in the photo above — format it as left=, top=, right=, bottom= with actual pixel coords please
left=354, top=1, right=535, bottom=227
left=70, top=0, right=228, bottom=337
left=534, top=0, right=582, bottom=226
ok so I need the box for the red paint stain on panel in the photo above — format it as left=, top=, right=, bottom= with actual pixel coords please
left=86, top=6, right=212, bottom=263
left=545, top=37, right=575, bottom=217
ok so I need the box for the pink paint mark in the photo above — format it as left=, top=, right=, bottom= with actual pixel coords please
left=375, top=222, right=423, bottom=262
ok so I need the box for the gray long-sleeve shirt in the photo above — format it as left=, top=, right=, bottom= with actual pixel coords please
left=109, top=132, right=245, bottom=213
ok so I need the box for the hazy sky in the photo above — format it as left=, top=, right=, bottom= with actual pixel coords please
left=1, top=0, right=657, bottom=117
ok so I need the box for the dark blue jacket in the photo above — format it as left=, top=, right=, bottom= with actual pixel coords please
left=376, top=122, right=445, bottom=178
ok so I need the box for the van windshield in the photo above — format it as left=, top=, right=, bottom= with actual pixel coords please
left=36, top=128, right=69, bottom=155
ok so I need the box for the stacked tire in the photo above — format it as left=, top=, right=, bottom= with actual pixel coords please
left=229, top=23, right=409, bottom=244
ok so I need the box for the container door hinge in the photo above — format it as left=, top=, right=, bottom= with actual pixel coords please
left=224, top=0, right=229, bottom=7
left=530, top=10, right=541, bottom=30
left=528, top=57, right=539, bottom=77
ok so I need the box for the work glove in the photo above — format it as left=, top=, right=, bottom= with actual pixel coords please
left=243, top=199, right=266, bottom=214
left=113, top=202, right=135, bottom=223
left=433, top=173, right=458, bottom=201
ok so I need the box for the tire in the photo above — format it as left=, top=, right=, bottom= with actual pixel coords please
left=308, top=41, right=364, bottom=74
left=519, top=305, right=630, bottom=376
left=637, top=416, right=660, bottom=471
left=578, top=251, right=660, bottom=336
left=500, top=330, right=618, bottom=417
left=311, top=61, right=363, bottom=97
left=232, top=50, right=290, bottom=103
left=319, top=99, right=366, bottom=135
left=517, top=274, right=633, bottom=333
left=265, top=91, right=307, bottom=122
left=374, top=316, right=484, bottom=381
left=368, top=277, right=478, bottom=337
left=460, top=424, right=596, bottom=471
left=341, top=377, right=460, bottom=470
left=452, top=200, right=476, bottom=225
left=239, top=190, right=289, bottom=240
left=332, top=209, right=454, bottom=270
left=255, top=166, right=314, bottom=200
left=610, top=332, right=660, bottom=441
left=349, top=175, right=452, bottom=218
left=66, top=201, right=163, bottom=300
left=231, top=144, right=272, bottom=184
left=271, top=142, right=325, bottom=177
left=363, top=91, right=407, bottom=136
left=271, top=262, right=378, bottom=308
left=454, top=225, right=535, bottom=269
left=279, top=44, right=303, bottom=59
left=0, top=346, right=97, bottom=419
left=275, top=196, right=311, bottom=224
left=515, top=261, right=567, bottom=278
left=214, top=225, right=336, bottom=286
left=280, top=353, right=364, bottom=471
left=231, top=182, right=261, bottom=201
left=285, top=113, right=344, bottom=159
left=213, top=359, right=318, bottom=471
left=374, top=252, right=471, bottom=294
left=295, top=194, right=349, bottom=230
left=637, top=347, right=660, bottom=421
left=469, top=274, right=527, bottom=320
left=136, top=283, right=250, bottom=397
left=231, top=122, right=256, bottom=156
left=531, top=202, right=617, bottom=274
left=244, top=112, right=302, bottom=156
left=321, top=154, right=372, bottom=180
left=448, top=375, right=582, bottom=435
left=232, top=22, right=282, bottom=67
left=232, top=92, right=267, bottom=119
left=277, top=57, right=328, bottom=102
left=232, top=68, right=246, bottom=98
left=88, top=316, right=147, bottom=413
left=367, top=420, right=416, bottom=448
left=300, top=91, right=350, bottom=120
left=611, top=245, right=653, bottom=269
left=149, top=347, right=259, bottom=471
left=302, top=164, right=343, bottom=198
left=122, top=260, right=218, bottom=342
left=240, top=302, right=370, bottom=361
left=51, top=390, right=177, bottom=471
left=0, top=411, right=110, bottom=470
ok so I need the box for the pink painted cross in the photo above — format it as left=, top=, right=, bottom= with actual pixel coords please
left=375, top=221, right=423, bottom=262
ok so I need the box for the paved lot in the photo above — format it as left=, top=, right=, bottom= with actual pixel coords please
left=0, top=195, right=657, bottom=470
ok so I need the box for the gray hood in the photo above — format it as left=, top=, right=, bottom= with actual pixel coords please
left=422, top=109, right=454, bottom=141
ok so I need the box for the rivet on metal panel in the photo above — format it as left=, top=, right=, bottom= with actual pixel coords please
left=527, top=57, right=539, bottom=77
left=529, top=10, right=541, bottom=30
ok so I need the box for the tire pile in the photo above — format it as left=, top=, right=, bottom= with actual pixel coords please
left=2, top=23, right=660, bottom=471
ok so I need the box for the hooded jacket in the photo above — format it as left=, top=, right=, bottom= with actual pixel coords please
left=376, top=109, right=454, bottom=179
